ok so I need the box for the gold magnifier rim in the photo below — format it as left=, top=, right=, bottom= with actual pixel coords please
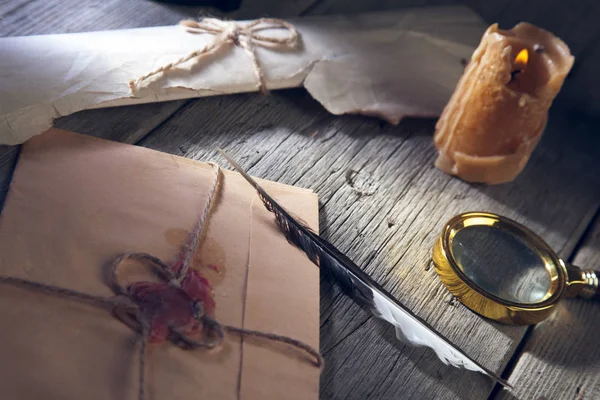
left=433, top=212, right=567, bottom=325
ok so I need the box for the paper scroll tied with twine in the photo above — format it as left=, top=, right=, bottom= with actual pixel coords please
left=0, top=6, right=487, bottom=145
left=129, top=18, right=299, bottom=94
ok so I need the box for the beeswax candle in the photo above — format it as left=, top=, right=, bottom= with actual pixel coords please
left=434, top=23, right=574, bottom=184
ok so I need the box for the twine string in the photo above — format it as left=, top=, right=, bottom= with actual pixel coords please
left=0, top=162, right=322, bottom=400
left=139, top=323, right=149, bottom=400
left=173, top=162, right=220, bottom=285
left=129, top=18, right=299, bottom=94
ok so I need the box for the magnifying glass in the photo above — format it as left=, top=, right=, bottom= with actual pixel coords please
left=432, top=212, right=599, bottom=325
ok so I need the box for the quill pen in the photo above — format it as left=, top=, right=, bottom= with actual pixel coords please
left=218, top=150, right=511, bottom=388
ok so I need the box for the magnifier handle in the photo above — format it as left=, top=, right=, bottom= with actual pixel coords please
left=579, top=269, right=600, bottom=299
left=565, top=263, right=599, bottom=299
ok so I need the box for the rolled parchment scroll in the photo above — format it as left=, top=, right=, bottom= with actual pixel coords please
left=0, top=6, right=485, bottom=145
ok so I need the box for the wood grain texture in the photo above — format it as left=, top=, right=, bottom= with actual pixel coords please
left=2, top=1, right=600, bottom=399
left=0, top=0, right=322, bottom=36
left=497, top=215, right=600, bottom=400
left=53, top=101, right=189, bottom=143
left=0, top=0, right=35, bottom=20
left=231, top=0, right=319, bottom=19
left=133, top=89, right=600, bottom=399
left=0, top=0, right=212, bottom=36
left=0, top=146, right=19, bottom=211
left=303, top=0, right=457, bottom=16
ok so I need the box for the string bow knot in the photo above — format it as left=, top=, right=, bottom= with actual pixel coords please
left=129, top=18, right=299, bottom=94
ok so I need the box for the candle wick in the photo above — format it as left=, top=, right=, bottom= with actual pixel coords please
left=510, top=69, right=524, bottom=81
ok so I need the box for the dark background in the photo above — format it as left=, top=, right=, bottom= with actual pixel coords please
left=157, top=0, right=600, bottom=119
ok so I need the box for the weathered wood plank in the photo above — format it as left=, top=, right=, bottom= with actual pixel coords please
left=0, top=146, right=19, bottom=211
left=2, top=1, right=600, bottom=399
left=0, top=0, right=35, bottom=19
left=303, top=0, right=457, bottom=16
left=315, top=112, right=600, bottom=400
left=497, top=214, right=600, bottom=400
left=231, top=0, right=319, bottom=19
left=135, top=88, right=600, bottom=399
left=53, top=101, right=189, bottom=143
left=0, top=0, right=322, bottom=36
left=0, top=0, right=211, bottom=36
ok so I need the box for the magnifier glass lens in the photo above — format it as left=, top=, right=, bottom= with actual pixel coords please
left=451, top=225, right=552, bottom=304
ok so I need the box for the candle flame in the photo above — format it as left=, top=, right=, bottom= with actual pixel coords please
left=514, top=48, right=529, bottom=68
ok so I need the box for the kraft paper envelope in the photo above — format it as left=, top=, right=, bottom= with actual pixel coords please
left=0, top=128, right=319, bottom=400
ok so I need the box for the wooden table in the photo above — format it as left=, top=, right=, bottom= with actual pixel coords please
left=1, top=1, right=599, bottom=399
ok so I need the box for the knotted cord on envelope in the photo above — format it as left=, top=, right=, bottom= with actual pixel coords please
left=129, top=18, right=299, bottom=94
left=0, top=162, right=322, bottom=400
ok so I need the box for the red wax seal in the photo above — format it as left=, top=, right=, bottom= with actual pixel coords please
left=128, top=269, right=216, bottom=343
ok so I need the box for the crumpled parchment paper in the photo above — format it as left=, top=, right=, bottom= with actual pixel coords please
left=0, top=6, right=485, bottom=145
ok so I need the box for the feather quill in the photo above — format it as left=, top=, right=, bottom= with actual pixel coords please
left=219, top=150, right=511, bottom=388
